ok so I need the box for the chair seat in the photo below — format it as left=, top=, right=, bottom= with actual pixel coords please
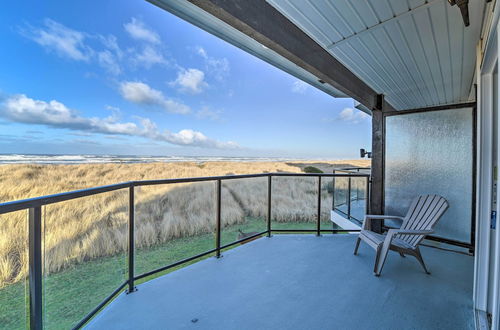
left=360, top=230, right=414, bottom=250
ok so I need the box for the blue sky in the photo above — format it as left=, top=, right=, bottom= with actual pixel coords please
left=0, top=1, right=371, bottom=159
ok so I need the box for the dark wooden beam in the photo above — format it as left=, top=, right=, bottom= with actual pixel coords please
left=384, top=101, right=476, bottom=117
left=186, top=0, right=396, bottom=112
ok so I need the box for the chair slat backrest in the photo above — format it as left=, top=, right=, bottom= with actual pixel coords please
left=399, top=195, right=449, bottom=247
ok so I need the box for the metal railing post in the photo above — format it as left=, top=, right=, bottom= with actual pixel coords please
left=267, top=175, right=272, bottom=237
left=29, top=206, right=43, bottom=330
left=317, top=176, right=321, bottom=236
left=347, top=177, right=352, bottom=219
left=331, top=170, right=336, bottom=212
left=366, top=177, right=371, bottom=215
left=127, top=185, right=136, bottom=293
left=215, top=179, right=222, bottom=258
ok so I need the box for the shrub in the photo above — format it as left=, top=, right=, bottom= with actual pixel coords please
left=303, top=166, right=323, bottom=174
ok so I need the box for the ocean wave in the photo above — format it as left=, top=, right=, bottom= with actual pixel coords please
left=0, top=154, right=308, bottom=164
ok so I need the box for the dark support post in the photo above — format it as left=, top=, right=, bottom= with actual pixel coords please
left=215, top=180, right=222, bottom=258
left=370, top=94, right=386, bottom=233
left=347, top=177, right=352, bottom=219
left=267, top=175, right=272, bottom=237
left=127, top=185, right=136, bottom=293
left=317, top=176, right=321, bottom=236
left=29, top=207, right=42, bottom=330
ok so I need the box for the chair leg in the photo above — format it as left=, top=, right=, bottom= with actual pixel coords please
left=373, top=245, right=382, bottom=276
left=414, top=248, right=431, bottom=275
left=353, top=237, right=361, bottom=255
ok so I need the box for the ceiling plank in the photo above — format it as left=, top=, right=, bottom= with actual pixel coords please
left=326, top=0, right=440, bottom=50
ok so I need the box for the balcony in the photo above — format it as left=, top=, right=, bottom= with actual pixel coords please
left=86, top=234, right=473, bottom=330
left=0, top=171, right=475, bottom=329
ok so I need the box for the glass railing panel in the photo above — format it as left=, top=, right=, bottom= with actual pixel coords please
left=320, top=177, right=336, bottom=231
left=349, top=177, right=367, bottom=224
left=0, top=210, right=28, bottom=330
left=42, top=189, right=128, bottom=329
left=220, top=177, right=267, bottom=247
left=134, top=182, right=215, bottom=279
left=270, top=176, right=317, bottom=231
left=332, top=177, right=348, bottom=216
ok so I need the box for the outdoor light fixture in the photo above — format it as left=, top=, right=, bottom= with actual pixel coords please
left=360, top=148, right=372, bottom=159
left=448, top=0, right=470, bottom=27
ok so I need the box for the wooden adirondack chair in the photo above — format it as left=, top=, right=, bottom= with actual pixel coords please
left=354, top=194, right=449, bottom=276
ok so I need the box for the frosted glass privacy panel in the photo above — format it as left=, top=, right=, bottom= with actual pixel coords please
left=385, top=108, right=473, bottom=243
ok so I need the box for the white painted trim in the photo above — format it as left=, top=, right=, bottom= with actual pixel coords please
left=493, top=21, right=500, bottom=330
left=475, top=70, right=493, bottom=312
left=330, top=211, right=362, bottom=231
left=475, top=309, right=490, bottom=330
left=474, top=4, right=500, bottom=320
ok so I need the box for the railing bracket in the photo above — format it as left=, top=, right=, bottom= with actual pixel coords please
left=126, top=287, right=137, bottom=294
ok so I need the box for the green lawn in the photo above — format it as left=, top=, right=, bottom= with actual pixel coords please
left=0, top=217, right=335, bottom=329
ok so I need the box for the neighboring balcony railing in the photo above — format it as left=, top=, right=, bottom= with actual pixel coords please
left=332, top=167, right=371, bottom=225
left=0, top=172, right=369, bottom=330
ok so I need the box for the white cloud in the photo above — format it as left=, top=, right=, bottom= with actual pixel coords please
left=0, top=94, right=238, bottom=149
left=172, top=69, right=207, bottom=94
left=1, top=94, right=137, bottom=134
left=99, top=35, right=123, bottom=59
left=21, top=19, right=92, bottom=61
left=120, top=81, right=163, bottom=104
left=124, top=18, right=160, bottom=44
left=98, top=50, right=121, bottom=75
left=196, top=47, right=229, bottom=81
left=291, top=80, right=309, bottom=94
left=134, top=45, right=166, bottom=68
left=119, top=81, right=190, bottom=114
left=197, top=47, right=208, bottom=59
left=338, top=107, right=370, bottom=124
left=167, top=129, right=237, bottom=148
left=21, top=19, right=124, bottom=75
left=196, top=106, right=222, bottom=121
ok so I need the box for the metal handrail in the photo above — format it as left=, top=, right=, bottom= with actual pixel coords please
left=0, top=172, right=369, bottom=329
left=0, top=172, right=368, bottom=214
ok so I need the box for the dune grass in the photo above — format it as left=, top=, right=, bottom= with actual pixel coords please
left=0, top=160, right=369, bottom=287
left=0, top=160, right=368, bottom=329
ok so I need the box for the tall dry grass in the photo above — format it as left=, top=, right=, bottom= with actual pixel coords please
left=0, top=160, right=369, bottom=287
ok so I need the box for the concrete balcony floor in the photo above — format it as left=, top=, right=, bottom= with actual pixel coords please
left=86, top=234, right=474, bottom=330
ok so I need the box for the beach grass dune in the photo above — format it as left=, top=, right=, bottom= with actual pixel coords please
left=0, top=160, right=369, bottom=287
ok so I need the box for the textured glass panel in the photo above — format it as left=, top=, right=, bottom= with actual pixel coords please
left=385, top=108, right=473, bottom=242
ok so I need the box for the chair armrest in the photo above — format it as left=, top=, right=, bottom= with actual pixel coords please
left=365, top=215, right=405, bottom=221
left=387, top=229, right=434, bottom=236
left=362, top=215, right=405, bottom=230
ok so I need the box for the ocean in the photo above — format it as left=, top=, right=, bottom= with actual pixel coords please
left=0, top=154, right=307, bottom=164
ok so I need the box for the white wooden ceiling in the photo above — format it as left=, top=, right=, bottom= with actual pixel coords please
left=266, top=0, right=486, bottom=110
